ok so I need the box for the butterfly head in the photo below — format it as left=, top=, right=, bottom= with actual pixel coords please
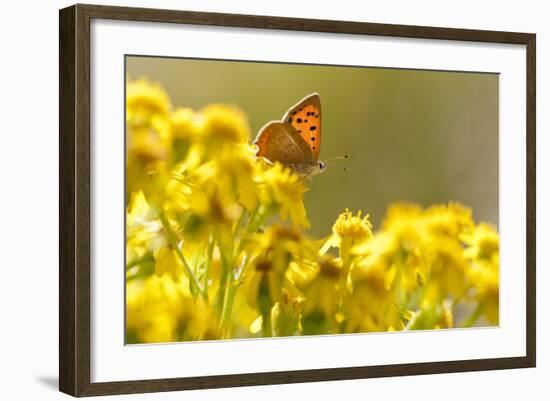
left=299, top=160, right=327, bottom=177
left=313, top=155, right=348, bottom=176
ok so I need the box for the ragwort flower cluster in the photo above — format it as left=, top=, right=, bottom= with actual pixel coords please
left=125, top=78, right=500, bottom=343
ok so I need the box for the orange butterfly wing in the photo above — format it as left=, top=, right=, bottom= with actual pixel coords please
left=282, top=93, right=321, bottom=161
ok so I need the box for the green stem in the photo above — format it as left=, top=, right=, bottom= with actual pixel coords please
left=126, top=253, right=154, bottom=270
left=159, top=212, right=206, bottom=299
left=221, top=255, right=248, bottom=327
left=462, top=302, right=485, bottom=328
left=219, top=208, right=253, bottom=315
left=215, top=227, right=232, bottom=314
left=262, top=310, right=272, bottom=337
left=246, top=204, right=272, bottom=234
left=203, top=234, right=215, bottom=301
left=216, top=269, right=229, bottom=315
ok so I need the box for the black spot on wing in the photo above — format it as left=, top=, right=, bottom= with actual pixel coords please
left=310, top=126, right=317, bottom=131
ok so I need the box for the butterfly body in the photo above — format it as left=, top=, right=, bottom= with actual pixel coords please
left=254, top=93, right=325, bottom=177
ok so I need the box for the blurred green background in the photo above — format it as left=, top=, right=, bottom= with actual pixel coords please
left=127, top=56, right=498, bottom=238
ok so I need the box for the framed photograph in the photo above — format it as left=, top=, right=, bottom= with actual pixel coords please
left=59, top=4, right=536, bottom=397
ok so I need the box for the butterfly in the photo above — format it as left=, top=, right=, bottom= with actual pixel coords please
left=254, top=93, right=326, bottom=177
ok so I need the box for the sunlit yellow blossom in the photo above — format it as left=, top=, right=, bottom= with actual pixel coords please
left=169, top=107, right=199, bottom=163
left=300, top=257, right=343, bottom=334
left=183, top=301, right=223, bottom=341
left=424, top=236, right=471, bottom=302
left=164, top=155, right=202, bottom=213
left=242, top=226, right=313, bottom=311
left=126, top=274, right=188, bottom=343
left=197, top=104, right=250, bottom=148
left=190, top=187, right=242, bottom=227
left=424, top=202, right=473, bottom=238
left=165, top=143, right=255, bottom=222
left=165, top=163, right=242, bottom=238
left=378, top=203, right=429, bottom=296
left=127, top=122, right=171, bottom=162
left=259, top=163, right=310, bottom=228
left=323, top=209, right=373, bottom=261
left=126, top=78, right=171, bottom=126
left=210, top=145, right=259, bottom=212
left=462, top=222, right=499, bottom=261
left=126, top=191, right=164, bottom=264
left=468, top=259, right=499, bottom=324
left=382, top=202, right=425, bottom=252
left=344, top=256, right=401, bottom=332
left=333, top=209, right=373, bottom=241
left=126, top=80, right=173, bottom=183
left=126, top=274, right=221, bottom=343
left=272, top=290, right=303, bottom=337
left=171, top=107, right=198, bottom=140
left=463, top=223, right=499, bottom=324
left=154, top=245, right=183, bottom=282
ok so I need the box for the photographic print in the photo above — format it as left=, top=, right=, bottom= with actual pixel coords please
left=124, top=56, right=499, bottom=344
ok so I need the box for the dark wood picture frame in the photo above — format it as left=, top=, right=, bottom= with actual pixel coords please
left=59, top=3, right=536, bottom=397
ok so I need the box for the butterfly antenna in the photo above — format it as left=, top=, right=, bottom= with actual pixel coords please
left=324, top=155, right=349, bottom=162
left=325, top=161, right=347, bottom=171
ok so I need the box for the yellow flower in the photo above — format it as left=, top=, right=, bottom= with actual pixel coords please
left=272, top=290, right=303, bottom=337
left=423, top=236, right=471, bottom=302
left=381, top=202, right=425, bottom=253
left=424, top=202, right=473, bottom=238
left=209, top=144, right=259, bottom=212
left=242, top=258, right=279, bottom=311
left=126, top=78, right=171, bottom=127
left=168, top=107, right=199, bottom=163
left=344, top=256, right=401, bottom=332
left=332, top=209, right=373, bottom=242
left=259, top=163, right=310, bottom=228
left=125, top=79, right=174, bottom=168
left=242, top=226, right=312, bottom=310
left=127, top=122, right=171, bottom=162
left=190, top=187, right=242, bottom=228
left=196, top=104, right=250, bottom=149
left=300, top=256, right=343, bottom=334
left=165, top=158, right=242, bottom=232
left=371, top=204, right=426, bottom=298
left=324, top=209, right=373, bottom=261
left=183, top=301, right=223, bottom=341
left=126, top=274, right=189, bottom=343
left=469, top=259, right=499, bottom=324
left=126, top=274, right=221, bottom=343
left=378, top=202, right=469, bottom=298
left=462, top=222, right=499, bottom=261
left=164, top=155, right=202, bottom=213
left=463, top=223, right=499, bottom=324
left=170, top=107, right=198, bottom=140
left=154, top=245, right=183, bottom=282
left=126, top=191, right=164, bottom=264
